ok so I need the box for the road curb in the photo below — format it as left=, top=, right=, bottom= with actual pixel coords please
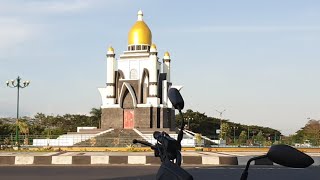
left=0, top=156, right=319, bottom=166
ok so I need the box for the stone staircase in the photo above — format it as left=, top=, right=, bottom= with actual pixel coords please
left=67, top=129, right=104, bottom=135
left=75, top=129, right=145, bottom=147
left=137, top=128, right=177, bottom=135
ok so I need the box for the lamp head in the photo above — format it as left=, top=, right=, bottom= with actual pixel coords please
left=23, top=80, right=30, bottom=86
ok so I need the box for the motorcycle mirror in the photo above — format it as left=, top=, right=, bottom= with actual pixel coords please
left=168, top=88, right=184, bottom=111
left=267, top=144, right=314, bottom=168
left=153, top=131, right=161, bottom=140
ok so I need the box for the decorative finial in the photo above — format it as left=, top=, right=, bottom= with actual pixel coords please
left=150, top=43, right=157, bottom=53
left=164, top=51, right=171, bottom=60
left=151, top=43, right=157, bottom=50
left=108, top=46, right=114, bottom=52
left=107, top=46, right=115, bottom=55
left=137, top=10, right=143, bottom=21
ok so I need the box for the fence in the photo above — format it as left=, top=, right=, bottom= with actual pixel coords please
left=0, top=134, right=195, bottom=147
left=0, top=134, right=318, bottom=148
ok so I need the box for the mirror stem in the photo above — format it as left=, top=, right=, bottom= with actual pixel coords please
left=177, top=109, right=185, bottom=143
left=241, top=155, right=267, bottom=180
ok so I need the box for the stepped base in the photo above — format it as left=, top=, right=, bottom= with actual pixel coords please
left=137, top=128, right=177, bottom=134
left=75, top=129, right=145, bottom=147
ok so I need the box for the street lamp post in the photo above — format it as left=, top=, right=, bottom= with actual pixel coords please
left=216, top=109, right=226, bottom=140
left=187, top=117, right=193, bottom=130
left=247, top=127, right=249, bottom=140
left=233, top=126, right=238, bottom=144
left=252, top=130, right=256, bottom=144
left=6, top=76, right=30, bottom=146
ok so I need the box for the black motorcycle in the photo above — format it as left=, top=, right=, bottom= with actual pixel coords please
left=133, top=88, right=193, bottom=180
left=133, top=88, right=314, bottom=180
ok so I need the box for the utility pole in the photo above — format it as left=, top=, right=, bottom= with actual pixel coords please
left=216, top=109, right=226, bottom=140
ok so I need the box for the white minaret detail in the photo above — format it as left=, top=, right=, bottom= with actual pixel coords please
left=147, top=44, right=159, bottom=105
left=163, top=52, right=171, bottom=82
left=149, top=44, right=157, bottom=96
left=106, top=46, right=116, bottom=104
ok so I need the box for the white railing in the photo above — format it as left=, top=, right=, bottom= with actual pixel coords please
left=32, top=129, right=114, bottom=146
left=133, top=129, right=196, bottom=147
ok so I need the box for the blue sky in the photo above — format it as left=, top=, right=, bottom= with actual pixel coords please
left=0, top=0, right=319, bottom=135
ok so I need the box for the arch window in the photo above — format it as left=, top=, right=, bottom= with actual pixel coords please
left=130, top=69, right=138, bottom=79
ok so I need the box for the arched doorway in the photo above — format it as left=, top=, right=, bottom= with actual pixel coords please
left=123, top=89, right=134, bottom=129
left=124, top=109, right=134, bottom=129
left=119, top=82, right=137, bottom=129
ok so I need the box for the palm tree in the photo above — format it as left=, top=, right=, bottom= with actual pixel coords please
left=17, top=120, right=29, bottom=145
left=90, top=108, right=102, bottom=128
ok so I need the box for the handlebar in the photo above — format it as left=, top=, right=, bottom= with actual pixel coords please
left=132, top=139, right=156, bottom=150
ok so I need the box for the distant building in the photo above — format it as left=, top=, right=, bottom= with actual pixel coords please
left=99, top=10, right=179, bottom=130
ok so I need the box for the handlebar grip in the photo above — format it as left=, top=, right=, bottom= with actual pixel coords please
left=132, top=139, right=156, bottom=149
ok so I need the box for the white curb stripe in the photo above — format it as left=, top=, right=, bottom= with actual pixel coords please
left=52, top=156, right=72, bottom=164
left=128, top=156, right=146, bottom=164
left=202, top=156, right=219, bottom=165
left=91, top=156, right=109, bottom=164
left=15, top=156, right=34, bottom=165
left=313, top=157, right=320, bottom=166
left=237, top=156, right=253, bottom=165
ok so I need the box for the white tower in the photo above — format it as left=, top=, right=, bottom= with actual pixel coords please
left=147, top=43, right=159, bottom=105
left=163, top=52, right=171, bottom=82
left=106, top=46, right=116, bottom=104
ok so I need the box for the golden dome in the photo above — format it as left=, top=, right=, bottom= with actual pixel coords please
left=151, top=43, right=157, bottom=49
left=128, top=10, right=152, bottom=46
left=108, top=46, right=114, bottom=52
left=164, top=51, right=170, bottom=57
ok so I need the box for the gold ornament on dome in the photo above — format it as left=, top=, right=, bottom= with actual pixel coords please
left=151, top=43, right=157, bottom=49
left=108, top=46, right=114, bottom=52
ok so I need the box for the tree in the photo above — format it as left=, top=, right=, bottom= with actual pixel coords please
left=220, top=123, right=230, bottom=140
left=90, top=108, right=101, bottom=128
left=255, top=130, right=265, bottom=145
left=291, top=129, right=304, bottom=144
left=175, top=109, right=281, bottom=141
left=0, top=123, right=15, bottom=135
left=194, top=133, right=202, bottom=147
left=239, top=131, right=247, bottom=145
left=17, top=120, right=29, bottom=135
left=17, top=120, right=29, bottom=145
left=302, top=119, right=320, bottom=146
left=175, top=109, right=220, bottom=138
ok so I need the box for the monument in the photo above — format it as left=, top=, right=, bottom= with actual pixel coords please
left=99, top=10, right=179, bottom=130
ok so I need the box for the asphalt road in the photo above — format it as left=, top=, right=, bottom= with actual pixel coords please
left=0, top=165, right=319, bottom=180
